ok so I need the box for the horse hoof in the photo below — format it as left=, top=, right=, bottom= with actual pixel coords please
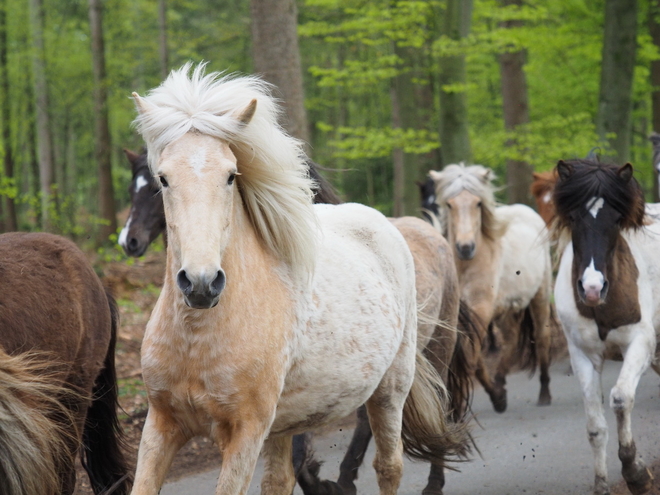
left=626, top=467, right=654, bottom=495
left=491, top=389, right=507, bottom=413
left=336, top=481, right=356, bottom=495
left=594, top=475, right=610, bottom=495
left=537, top=394, right=552, bottom=406
left=422, top=487, right=444, bottom=495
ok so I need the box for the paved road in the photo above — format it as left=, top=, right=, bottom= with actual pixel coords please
left=162, top=358, right=660, bottom=495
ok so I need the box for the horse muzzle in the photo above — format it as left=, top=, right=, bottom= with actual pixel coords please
left=577, top=279, right=609, bottom=307
left=176, top=268, right=226, bottom=309
left=455, top=241, right=476, bottom=260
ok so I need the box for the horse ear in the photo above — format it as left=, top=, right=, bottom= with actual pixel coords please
left=479, top=168, right=493, bottom=183
left=618, top=163, right=634, bottom=183
left=532, top=172, right=542, bottom=180
left=123, top=149, right=141, bottom=172
left=233, top=99, right=258, bottom=125
left=556, top=160, right=573, bottom=181
left=132, top=92, right=153, bottom=115
left=428, top=170, right=442, bottom=183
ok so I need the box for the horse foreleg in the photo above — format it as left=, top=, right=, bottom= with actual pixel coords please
left=529, top=286, right=552, bottom=407
left=474, top=350, right=506, bottom=413
left=261, top=435, right=296, bottom=495
left=611, top=332, right=655, bottom=495
left=569, top=342, right=609, bottom=495
left=131, top=407, right=188, bottom=495
left=337, top=404, right=372, bottom=495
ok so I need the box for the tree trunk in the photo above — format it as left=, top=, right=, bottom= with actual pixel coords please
left=0, top=0, right=16, bottom=231
left=499, top=0, right=532, bottom=206
left=158, top=0, right=168, bottom=80
left=89, top=0, right=117, bottom=243
left=28, top=0, right=54, bottom=230
left=596, top=0, right=638, bottom=163
left=650, top=0, right=660, bottom=201
left=250, top=0, right=310, bottom=145
left=438, top=0, right=473, bottom=167
left=390, top=85, right=404, bottom=217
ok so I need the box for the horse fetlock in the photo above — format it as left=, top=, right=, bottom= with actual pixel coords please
left=336, top=479, right=356, bottom=495
left=619, top=443, right=654, bottom=494
left=593, top=474, right=610, bottom=495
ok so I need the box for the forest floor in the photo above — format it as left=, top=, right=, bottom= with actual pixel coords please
left=72, top=246, right=659, bottom=495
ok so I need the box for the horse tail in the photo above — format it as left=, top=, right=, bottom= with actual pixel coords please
left=0, top=351, right=78, bottom=495
left=401, top=349, right=471, bottom=468
left=81, top=291, right=133, bottom=495
left=446, top=300, right=477, bottom=423
left=516, top=306, right=538, bottom=374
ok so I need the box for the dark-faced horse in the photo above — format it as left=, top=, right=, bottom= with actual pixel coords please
left=553, top=159, right=659, bottom=495
left=120, top=148, right=474, bottom=494
left=0, top=232, right=131, bottom=495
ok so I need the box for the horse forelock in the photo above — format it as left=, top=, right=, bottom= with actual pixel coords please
left=132, top=62, right=317, bottom=279
left=553, top=159, right=645, bottom=237
left=433, top=163, right=503, bottom=241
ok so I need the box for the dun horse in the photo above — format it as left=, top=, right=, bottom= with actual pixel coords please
left=129, top=63, right=468, bottom=495
left=120, top=151, right=474, bottom=495
left=427, top=163, right=553, bottom=412
left=0, top=232, right=131, bottom=495
left=552, top=159, right=659, bottom=495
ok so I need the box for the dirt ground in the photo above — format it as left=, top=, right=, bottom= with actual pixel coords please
left=72, top=247, right=659, bottom=494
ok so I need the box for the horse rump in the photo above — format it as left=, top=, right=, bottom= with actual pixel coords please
left=81, top=290, right=132, bottom=495
left=401, top=350, right=471, bottom=469
left=0, top=351, right=79, bottom=495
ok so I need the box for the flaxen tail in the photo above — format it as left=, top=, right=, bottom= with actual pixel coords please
left=81, top=291, right=132, bottom=495
left=0, top=351, right=78, bottom=495
left=401, top=350, right=471, bottom=468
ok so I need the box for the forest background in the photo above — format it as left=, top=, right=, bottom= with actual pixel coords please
left=1, top=0, right=656, bottom=248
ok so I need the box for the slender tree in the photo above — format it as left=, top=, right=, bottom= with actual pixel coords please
left=28, top=0, right=54, bottom=230
left=158, top=0, right=168, bottom=80
left=596, top=0, right=638, bottom=163
left=88, top=0, right=117, bottom=242
left=0, top=0, right=16, bottom=231
left=499, top=0, right=532, bottom=206
left=650, top=0, right=660, bottom=200
left=250, top=0, right=309, bottom=145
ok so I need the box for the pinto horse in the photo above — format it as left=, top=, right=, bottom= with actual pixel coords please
left=553, top=159, right=659, bottom=495
left=0, top=232, right=131, bottom=495
left=119, top=148, right=474, bottom=495
left=129, top=63, right=468, bottom=495
left=427, top=163, right=553, bottom=412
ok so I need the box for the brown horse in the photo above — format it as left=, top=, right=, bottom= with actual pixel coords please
left=0, top=232, right=131, bottom=495
left=530, top=170, right=557, bottom=225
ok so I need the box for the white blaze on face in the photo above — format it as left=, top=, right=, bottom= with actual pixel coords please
left=118, top=216, right=132, bottom=248
left=581, top=257, right=605, bottom=302
left=190, top=147, right=207, bottom=178
left=586, top=196, right=605, bottom=218
left=542, top=191, right=552, bottom=204
left=135, top=175, right=149, bottom=193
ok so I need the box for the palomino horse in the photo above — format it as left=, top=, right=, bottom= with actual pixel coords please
left=119, top=148, right=474, bottom=495
left=553, top=159, right=659, bottom=495
left=427, top=163, right=553, bottom=412
left=129, top=64, right=468, bottom=495
left=530, top=170, right=556, bottom=225
left=0, top=232, right=131, bottom=495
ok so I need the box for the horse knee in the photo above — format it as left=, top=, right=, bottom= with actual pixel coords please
left=610, top=387, right=633, bottom=411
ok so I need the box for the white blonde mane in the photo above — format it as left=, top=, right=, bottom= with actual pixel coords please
left=432, top=163, right=505, bottom=240
left=132, top=63, right=317, bottom=278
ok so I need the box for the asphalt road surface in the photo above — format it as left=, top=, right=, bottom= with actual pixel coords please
left=162, top=358, right=660, bottom=495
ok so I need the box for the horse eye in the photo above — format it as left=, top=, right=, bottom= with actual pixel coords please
left=446, top=202, right=452, bottom=209
left=227, top=173, right=236, bottom=186
left=159, top=176, right=169, bottom=188
left=477, top=201, right=483, bottom=207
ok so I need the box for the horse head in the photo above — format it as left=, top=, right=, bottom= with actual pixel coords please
left=429, top=163, right=501, bottom=261
left=554, top=159, right=645, bottom=307
left=118, top=149, right=166, bottom=257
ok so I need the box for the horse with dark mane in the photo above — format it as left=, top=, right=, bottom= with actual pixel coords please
left=119, top=146, right=475, bottom=494
left=0, top=232, right=131, bottom=495
left=553, top=158, right=659, bottom=495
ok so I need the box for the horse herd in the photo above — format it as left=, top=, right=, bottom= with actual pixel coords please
left=0, top=63, right=658, bottom=495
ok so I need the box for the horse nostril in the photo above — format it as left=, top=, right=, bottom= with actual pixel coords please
left=602, top=280, right=609, bottom=293
left=210, top=270, right=226, bottom=296
left=177, top=270, right=193, bottom=296
left=127, top=237, right=138, bottom=251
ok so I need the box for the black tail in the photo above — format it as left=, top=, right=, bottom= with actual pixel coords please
left=81, top=291, right=132, bottom=495
left=516, top=307, right=538, bottom=375
left=446, top=301, right=478, bottom=423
